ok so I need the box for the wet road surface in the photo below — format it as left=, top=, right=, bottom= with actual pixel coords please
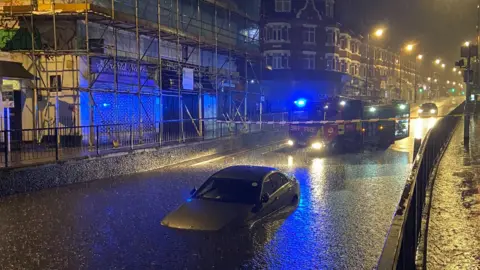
left=0, top=99, right=460, bottom=269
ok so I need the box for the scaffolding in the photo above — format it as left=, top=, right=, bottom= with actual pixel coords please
left=0, top=0, right=262, bottom=144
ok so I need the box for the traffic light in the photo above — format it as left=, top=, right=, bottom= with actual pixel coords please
left=419, top=88, right=424, bottom=93
left=462, top=91, right=465, bottom=95
left=451, top=88, right=455, bottom=93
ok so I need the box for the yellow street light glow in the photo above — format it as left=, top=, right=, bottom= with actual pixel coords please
left=441, top=63, right=446, bottom=68
left=434, top=79, right=438, bottom=83
left=374, top=28, right=384, bottom=37
left=405, top=44, right=414, bottom=51
left=435, top=59, right=441, bottom=65
left=427, top=77, right=431, bottom=81
left=453, top=82, right=456, bottom=85
left=417, top=54, right=423, bottom=60
left=465, top=41, right=470, bottom=47
left=458, top=71, right=462, bottom=75
left=447, top=80, right=450, bottom=84
left=453, top=67, right=457, bottom=72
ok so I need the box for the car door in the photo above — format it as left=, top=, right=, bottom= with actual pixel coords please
left=259, top=173, right=289, bottom=217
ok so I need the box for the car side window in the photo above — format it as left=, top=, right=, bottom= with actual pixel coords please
left=263, top=173, right=288, bottom=195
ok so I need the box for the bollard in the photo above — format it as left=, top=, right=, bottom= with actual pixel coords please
left=413, top=138, right=422, bottom=160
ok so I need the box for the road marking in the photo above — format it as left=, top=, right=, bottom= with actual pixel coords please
left=190, top=155, right=228, bottom=167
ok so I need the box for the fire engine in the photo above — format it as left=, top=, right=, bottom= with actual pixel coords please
left=286, top=97, right=410, bottom=153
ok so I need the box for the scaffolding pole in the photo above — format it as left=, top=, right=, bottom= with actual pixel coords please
left=176, top=0, right=184, bottom=142
left=214, top=0, right=218, bottom=122
left=157, top=0, right=163, bottom=144
left=197, top=0, right=203, bottom=137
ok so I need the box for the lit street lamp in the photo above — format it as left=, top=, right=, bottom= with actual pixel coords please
left=427, top=77, right=431, bottom=81
left=417, top=54, right=423, bottom=60
left=465, top=41, right=471, bottom=47
left=453, top=67, right=457, bottom=72
left=447, top=80, right=450, bottom=84
left=441, top=63, right=445, bottom=68
left=435, top=59, right=441, bottom=65
left=365, top=27, right=385, bottom=96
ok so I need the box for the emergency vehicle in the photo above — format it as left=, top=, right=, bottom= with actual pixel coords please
left=286, top=97, right=410, bottom=153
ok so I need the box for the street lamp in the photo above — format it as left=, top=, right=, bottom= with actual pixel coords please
left=365, top=27, right=386, bottom=97
left=465, top=41, right=471, bottom=47
left=447, top=80, right=450, bottom=84
left=405, top=44, right=414, bottom=52
left=453, top=67, right=457, bottom=72
left=458, top=71, right=462, bottom=75
left=453, top=81, right=456, bottom=85
left=434, top=79, right=438, bottom=83
left=441, top=63, right=446, bottom=68
left=375, top=29, right=384, bottom=37
left=435, top=59, right=441, bottom=65
left=417, top=54, right=423, bottom=60
left=427, top=77, right=431, bottom=81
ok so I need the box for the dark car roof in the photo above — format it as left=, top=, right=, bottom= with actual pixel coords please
left=212, top=166, right=278, bottom=182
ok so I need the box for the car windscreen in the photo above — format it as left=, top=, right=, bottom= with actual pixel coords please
left=421, top=103, right=436, bottom=109
left=194, top=177, right=261, bottom=204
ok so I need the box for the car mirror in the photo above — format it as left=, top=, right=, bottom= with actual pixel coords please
left=261, top=193, right=270, bottom=203
left=190, top=187, right=197, bottom=195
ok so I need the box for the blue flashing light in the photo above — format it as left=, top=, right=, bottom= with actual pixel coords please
left=102, top=103, right=110, bottom=108
left=294, top=98, right=307, bottom=108
left=186, top=198, right=192, bottom=203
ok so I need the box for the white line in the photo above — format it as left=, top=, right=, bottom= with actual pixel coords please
left=190, top=155, right=228, bottom=167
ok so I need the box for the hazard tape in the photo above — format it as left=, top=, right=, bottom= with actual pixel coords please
left=216, top=114, right=464, bottom=125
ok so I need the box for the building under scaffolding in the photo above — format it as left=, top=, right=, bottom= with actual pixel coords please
left=0, top=0, right=262, bottom=144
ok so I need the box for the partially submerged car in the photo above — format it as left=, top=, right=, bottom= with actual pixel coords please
left=161, top=166, right=300, bottom=231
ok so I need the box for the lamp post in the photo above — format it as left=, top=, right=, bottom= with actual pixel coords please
left=414, top=54, right=423, bottom=103
left=365, top=28, right=384, bottom=97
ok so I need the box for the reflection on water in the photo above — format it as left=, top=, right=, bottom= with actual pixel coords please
left=413, top=117, right=438, bottom=139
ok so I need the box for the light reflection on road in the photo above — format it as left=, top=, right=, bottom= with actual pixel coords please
left=392, top=98, right=457, bottom=154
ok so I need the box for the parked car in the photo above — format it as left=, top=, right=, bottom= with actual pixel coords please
left=161, top=166, right=300, bottom=231
left=418, top=103, right=438, bottom=117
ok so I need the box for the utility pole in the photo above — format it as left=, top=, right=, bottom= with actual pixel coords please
left=458, top=43, right=478, bottom=147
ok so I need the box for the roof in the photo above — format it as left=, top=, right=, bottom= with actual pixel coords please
left=0, top=61, right=34, bottom=79
left=212, top=166, right=278, bottom=182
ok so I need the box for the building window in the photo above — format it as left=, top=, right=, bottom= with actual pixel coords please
left=302, top=53, right=316, bottom=69
left=326, top=1, right=334, bottom=17
left=349, top=65, right=355, bottom=75
left=340, top=38, right=346, bottom=50
left=275, top=0, right=291, bottom=12
left=327, top=59, right=333, bottom=70
left=266, top=53, right=290, bottom=69
left=303, top=26, right=315, bottom=44
left=265, top=24, right=290, bottom=42
left=326, top=31, right=334, bottom=45
left=341, top=62, right=347, bottom=73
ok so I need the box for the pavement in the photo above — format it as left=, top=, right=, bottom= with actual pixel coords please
left=0, top=98, right=459, bottom=269
left=427, top=114, right=480, bottom=269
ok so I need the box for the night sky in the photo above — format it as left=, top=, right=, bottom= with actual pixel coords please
left=337, top=0, right=478, bottom=65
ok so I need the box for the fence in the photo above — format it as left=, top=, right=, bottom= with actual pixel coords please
left=377, top=103, right=464, bottom=269
left=0, top=113, right=287, bottom=168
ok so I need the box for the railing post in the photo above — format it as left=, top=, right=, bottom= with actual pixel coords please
left=3, top=130, right=8, bottom=168
left=54, top=127, right=59, bottom=161
left=130, top=124, right=134, bottom=150
left=96, top=125, right=100, bottom=155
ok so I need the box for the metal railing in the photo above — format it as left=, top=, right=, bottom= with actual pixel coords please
left=0, top=113, right=286, bottom=168
left=377, top=103, right=464, bottom=269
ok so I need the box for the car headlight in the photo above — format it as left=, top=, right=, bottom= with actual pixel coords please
left=430, top=109, right=436, bottom=114
left=311, top=142, right=323, bottom=149
left=287, top=140, right=294, bottom=146
left=418, top=109, right=424, bottom=113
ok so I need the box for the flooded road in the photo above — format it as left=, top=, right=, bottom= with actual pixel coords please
left=0, top=100, right=459, bottom=269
